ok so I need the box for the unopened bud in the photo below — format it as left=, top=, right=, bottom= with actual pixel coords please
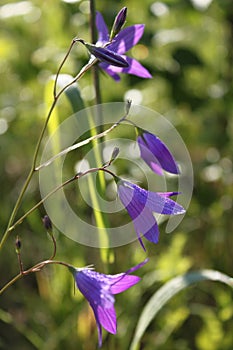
left=110, top=7, right=127, bottom=40
left=15, top=236, right=21, bottom=253
left=42, top=215, right=52, bottom=231
left=79, top=39, right=129, bottom=68
left=125, top=99, right=132, bottom=115
left=111, top=147, right=120, bottom=162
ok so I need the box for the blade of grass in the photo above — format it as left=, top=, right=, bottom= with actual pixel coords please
left=130, top=269, right=233, bottom=350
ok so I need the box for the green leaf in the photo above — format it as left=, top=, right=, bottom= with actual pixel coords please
left=65, top=85, right=85, bottom=113
left=55, top=73, right=85, bottom=113
left=130, top=269, right=233, bottom=350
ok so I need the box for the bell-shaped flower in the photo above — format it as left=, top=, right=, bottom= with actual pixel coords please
left=70, top=259, right=148, bottom=347
left=137, top=129, right=179, bottom=175
left=117, top=179, right=185, bottom=250
left=95, top=11, right=152, bottom=81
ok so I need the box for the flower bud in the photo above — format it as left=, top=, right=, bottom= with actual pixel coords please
left=111, top=147, right=120, bottom=162
left=125, top=99, right=132, bottom=115
left=110, top=7, right=127, bottom=40
left=42, top=215, right=52, bottom=231
left=79, top=40, right=129, bottom=67
left=15, top=236, right=21, bottom=253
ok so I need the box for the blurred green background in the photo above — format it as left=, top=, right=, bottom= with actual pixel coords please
left=0, top=0, right=233, bottom=349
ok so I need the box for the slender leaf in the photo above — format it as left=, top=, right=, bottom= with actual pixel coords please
left=65, top=85, right=85, bottom=113
left=130, top=269, right=233, bottom=350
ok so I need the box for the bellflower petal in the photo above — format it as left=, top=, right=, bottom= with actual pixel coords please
left=110, top=275, right=140, bottom=293
left=117, top=180, right=185, bottom=249
left=96, top=12, right=109, bottom=44
left=137, top=131, right=179, bottom=175
left=99, top=62, right=121, bottom=81
left=97, top=305, right=116, bottom=334
left=133, top=207, right=160, bottom=250
left=118, top=181, right=158, bottom=250
left=143, top=221, right=160, bottom=244
left=100, top=57, right=152, bottom=79
left=72, top=259, right=148, bottom=347
left=109, top=259, right=148, bottom=293
left=157, top=191, right=180, bottom=197
left=121, top=57, right=152, bottom=78
left=92, top=307, right=103, bottom=347
left=132, top=185, right=185, bottom=215
left=108, top=24, right=145, bottom=54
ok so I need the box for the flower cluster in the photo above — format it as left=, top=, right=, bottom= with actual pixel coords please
left=67, top=8, right=186, bottom=346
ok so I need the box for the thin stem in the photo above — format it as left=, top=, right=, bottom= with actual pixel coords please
left=0, top=168, right=33, bottom=250
left=8, top=176, right=81, bottom=232
left=90, top=0, right=97, bottom=44
left=124, top=117, right=138, bottom=128
left=48, top=233, right=57, bottom=261
left=0, top=54, right=99, bottom=251
left=9, top=101, right=131, bottom=232
left=0, top=99, right=57, bottom=250
left=53, top=38, right=80, bottom=98
left=56, top=56, right=98, bottom=100
left=35, top=110, right=128, bottom=171
left=0, top=165, right=117, bottom=295
left=32, top=99, right=58, bottom=169
left=17, top=251, right=24, bottom=274
left=89, top=1, right=109, bottom=263
left=0, top=274, right=24, bottom=295
left=0, top=259, right=74, bottom=295
left=8, top=165, right=114, bottom=232
left=90, top=0, right=102, bottom=119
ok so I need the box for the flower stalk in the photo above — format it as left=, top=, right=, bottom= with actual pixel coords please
left=0, top=43, right=100, bottom=251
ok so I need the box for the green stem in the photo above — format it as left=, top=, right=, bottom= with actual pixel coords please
left=89, top=0, right=111, bottom=264
left=35, top=113, right=125, bottom=171
left=53, top=38, right=80, bottom=98
left=7, top=102, right=130, bottom=235
left=8, top=166, right=116, bottom=232
left=90, top=0, right=102, bottom=122
left=0, top=166, right=117, bottom=295
left=0, top=259, right=74, bottom=295
left=0, top=98, right=57, bottom=251
left=7, top=176, right=73, bottom=233
left=48, top=232, right=57, bottom=261
left=0, top=54, right=98, bottom=251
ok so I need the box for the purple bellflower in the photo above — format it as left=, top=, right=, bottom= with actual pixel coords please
left=70, top=259, right=148, bottom=347
left=117, top=179, right=185, bottom=250
left=137, top=129, right=179, bottom=175
left=95, top=11, right=152, bottom=81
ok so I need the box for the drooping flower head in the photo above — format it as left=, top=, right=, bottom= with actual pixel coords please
left=95, top=10, right=152, bottom=81
left=137, top=128, right=179, bottom=175
left=70, top=259, right=148, bottom=347
left=117, top=179, right=185, bottom=250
